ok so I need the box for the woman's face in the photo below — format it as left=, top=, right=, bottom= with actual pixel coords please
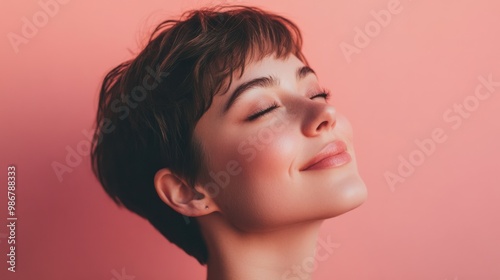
left=194, top=53, right=367, bottom=232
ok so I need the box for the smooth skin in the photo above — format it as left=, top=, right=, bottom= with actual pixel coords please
left=155, top=53, right=367, bottom=280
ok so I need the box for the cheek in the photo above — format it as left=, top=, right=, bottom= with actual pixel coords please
left=238, top=126, right=295, bottom=178
left=212, top=125, right=299, bottom=230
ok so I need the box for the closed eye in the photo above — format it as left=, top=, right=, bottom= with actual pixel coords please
left=246, top=102, right=280, bottom=121
left=309, top=88, right=331, bottom=101
left=245, top=88, right=331, bottom=121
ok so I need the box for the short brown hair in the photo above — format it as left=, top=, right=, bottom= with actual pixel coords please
left=91, top=4, right=308, bottom=264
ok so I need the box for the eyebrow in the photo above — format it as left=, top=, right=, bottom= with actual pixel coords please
left=222, top=66, right=316, bottom=113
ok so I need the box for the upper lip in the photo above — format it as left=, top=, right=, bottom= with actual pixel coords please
left=300, top=139, right=348, bottom=171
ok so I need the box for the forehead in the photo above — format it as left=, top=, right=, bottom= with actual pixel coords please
left=213, top=53, right=306, bottom=102
left=233, top=54, right=305, bottom=85
left=206, top=54, right=315, bottom=119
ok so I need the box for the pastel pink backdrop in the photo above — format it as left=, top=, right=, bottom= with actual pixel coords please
left=1, top=0, right=499, bottom=279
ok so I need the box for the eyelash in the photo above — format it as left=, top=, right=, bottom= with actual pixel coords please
left=245, top=88, right=332, bottom=121
left=311, top=87, right=332, bottom=101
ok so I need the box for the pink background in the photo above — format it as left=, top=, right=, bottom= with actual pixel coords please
left=1, top=0, right=499, bottom=279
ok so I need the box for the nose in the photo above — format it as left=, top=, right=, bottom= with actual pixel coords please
left=301, top=101, right=337, bottom=137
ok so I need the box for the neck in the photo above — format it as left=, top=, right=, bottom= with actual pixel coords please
left=199, top=214, right=332, bottom=280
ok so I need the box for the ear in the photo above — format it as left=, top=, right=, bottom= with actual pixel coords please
left=154, top=168, right=218, bottom=217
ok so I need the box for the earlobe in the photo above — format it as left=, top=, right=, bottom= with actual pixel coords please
left=154, top=168, right=216, bottom=217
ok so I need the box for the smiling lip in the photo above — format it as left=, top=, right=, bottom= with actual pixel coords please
left=300, top=140, right=351, bottom=171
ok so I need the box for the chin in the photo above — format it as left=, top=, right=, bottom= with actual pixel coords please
left=325, top=175, right=368, bottom=219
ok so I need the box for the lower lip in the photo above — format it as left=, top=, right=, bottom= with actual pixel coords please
left=303, top=151, right=352, bottom=171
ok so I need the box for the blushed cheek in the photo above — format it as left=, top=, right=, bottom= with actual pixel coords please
left=221, top=133, right=298, bottom=230
left=236, top=126, right=296, bottom=181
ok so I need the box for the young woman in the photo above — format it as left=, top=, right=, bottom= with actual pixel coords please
left=91, top=4, right=367, bottom=280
